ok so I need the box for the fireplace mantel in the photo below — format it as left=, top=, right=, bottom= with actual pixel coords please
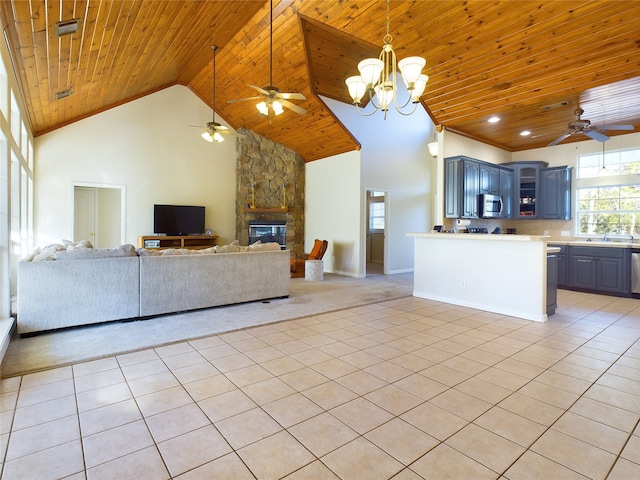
left=242, top=207, right=289, bottom=213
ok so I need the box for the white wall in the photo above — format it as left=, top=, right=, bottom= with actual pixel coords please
left=443, top=130, right=513, bottom=165
left=34, top=85, right=238, bottom=247
left=305, top=151, right=361, bottom=276
left=321, top=95, right=433, bottom=275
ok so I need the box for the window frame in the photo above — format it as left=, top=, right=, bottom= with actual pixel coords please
left=575, top=147, right=640, bottom=238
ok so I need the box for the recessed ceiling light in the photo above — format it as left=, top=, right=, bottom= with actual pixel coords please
left=520, top=130, right=531, bottom=136
left=488, top=116, right=500, bottom=123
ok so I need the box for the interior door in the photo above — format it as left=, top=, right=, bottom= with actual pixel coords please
left=366, top=190, right=386, bottom=275
left=74, top=187, right=98, bottom=245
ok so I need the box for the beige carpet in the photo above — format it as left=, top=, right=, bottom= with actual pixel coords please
left=1, top=273, right=412, bottom=378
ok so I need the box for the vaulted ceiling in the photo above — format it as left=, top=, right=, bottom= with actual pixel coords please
left=1, top=0, right=639, bottom=162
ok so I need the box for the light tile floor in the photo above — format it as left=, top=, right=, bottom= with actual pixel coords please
left=1, top=289, right=639, bottom=479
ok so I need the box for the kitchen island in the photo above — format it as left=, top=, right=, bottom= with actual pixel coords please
left=407, top=233, right=551, bottom=322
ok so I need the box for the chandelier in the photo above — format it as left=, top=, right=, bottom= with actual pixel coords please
left=345, top=0, right=428, bottom=119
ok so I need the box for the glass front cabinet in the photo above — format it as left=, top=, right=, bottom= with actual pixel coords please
left=507, top=161, right=548, bottom=219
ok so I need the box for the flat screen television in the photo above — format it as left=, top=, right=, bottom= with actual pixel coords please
left=153, top=204, right=205, bottom=236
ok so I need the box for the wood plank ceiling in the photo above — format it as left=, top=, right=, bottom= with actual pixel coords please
left=1, top=0, right=639, bottom=162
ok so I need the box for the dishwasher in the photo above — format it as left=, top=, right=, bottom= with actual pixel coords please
left=632, top=250, right=640, bottom=295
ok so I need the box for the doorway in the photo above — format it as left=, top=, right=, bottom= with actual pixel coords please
left=365, top=189, right=387, bottom=276
left=72, top=183, right=126, bottom=247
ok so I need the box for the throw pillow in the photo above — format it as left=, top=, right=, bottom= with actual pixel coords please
left=159, top=248, right=195, bottom=256
left=32, top=244, right=66, bottom=262
left=214, top=240, right=240, bottom=253
left=250, top=242, right=281, bottom=252
left=62, top=239, right=93, bottom=249
left=53, top=244, right=137, bottom=260
left=137, top=248, right=161, bottom=256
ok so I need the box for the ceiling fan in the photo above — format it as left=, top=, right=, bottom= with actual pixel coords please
left=547, top=107, right=634, bottom=146
left=191, top=45, right=243, bottom=143
left=227, top=0, right=306, bottom=117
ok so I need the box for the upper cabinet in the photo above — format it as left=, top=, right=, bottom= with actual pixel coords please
left=506, top=161, right=548, bottom=219
left=445, top=156, right=512, bottom=219
left=499, top=168, right=514, bottom=219
left=445, top=156, right=480, bottom=218
left=540, top=166, right=572, bottom=220
left=479, top=163, right=500, bottom=195
left=446, top=158, right=571, bottom=221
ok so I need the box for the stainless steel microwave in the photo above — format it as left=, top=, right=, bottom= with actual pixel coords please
left=480, top=194, right=503, bottom=218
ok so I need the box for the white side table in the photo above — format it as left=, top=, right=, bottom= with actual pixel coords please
left=305, top=260, right=324, bottom=281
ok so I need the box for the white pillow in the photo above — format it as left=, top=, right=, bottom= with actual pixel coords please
left=32, top=244, right=66, bottom=262
left=214, top=240, right=240, bottom=253
left=63, top=239, right=93, bottom=249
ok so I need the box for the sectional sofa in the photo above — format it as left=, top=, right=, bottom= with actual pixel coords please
left=17, top=241, right=290, bottom=334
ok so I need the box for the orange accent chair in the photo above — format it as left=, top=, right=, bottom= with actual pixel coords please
left=290, top=239, right=328, bottom=278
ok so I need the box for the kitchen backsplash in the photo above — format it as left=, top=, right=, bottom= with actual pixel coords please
left=442, top=218, right=574, bottom=237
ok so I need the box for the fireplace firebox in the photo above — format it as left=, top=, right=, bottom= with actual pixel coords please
left=249, top=220, right=286, bottom=250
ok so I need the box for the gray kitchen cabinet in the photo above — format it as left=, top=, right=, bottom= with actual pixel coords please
left=569, top=246, right=630, bottom=295
left=556, top=244, right=568, bottom=287
left=505, top=161, right=548, bottom=219
left=540, top=166, right=572, bottom=219
left=444, top=157, right=461, bottom=218
left=445, top=156, right=512, bottom=219
left=499, top=167, right=514, bottom=219
left=444, top=156, right=480, bottom=219
left=547, top=252, right=557, bottom=315
left=462, top=159, right=480, bottom=218
left=479, top=163, right=500, bottom=195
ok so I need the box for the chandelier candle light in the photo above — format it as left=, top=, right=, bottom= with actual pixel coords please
left=346, top=0, right=428, bottom=119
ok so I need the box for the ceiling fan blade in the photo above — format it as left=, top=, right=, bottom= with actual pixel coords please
left=547, top=133, right=572, bottom=146
left=591, top=124, right=634, bottom=131
left=280, top=99, right=307, bottom=115
left=584, top=130, right=610, bottom=142
left=279, top=92, right=306, bottom=101
left=227, top=96, right=263, bottom=104
left=248, top=84, right=270, bottom=96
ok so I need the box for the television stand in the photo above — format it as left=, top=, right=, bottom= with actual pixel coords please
left=137, top=235, right=218, bottom=250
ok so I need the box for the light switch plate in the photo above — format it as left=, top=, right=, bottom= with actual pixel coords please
left=561, top=230, right=571, bottom=237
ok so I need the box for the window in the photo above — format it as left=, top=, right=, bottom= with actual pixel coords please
left=576, top=148, right=640, bottom=236
left=369, top=191, right=385, bottom=232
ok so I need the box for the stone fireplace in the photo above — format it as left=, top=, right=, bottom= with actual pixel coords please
left=235, top=128, right=304, bottom=251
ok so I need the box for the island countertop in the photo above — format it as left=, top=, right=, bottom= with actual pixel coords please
left=407, top=232, right=549, bottom=241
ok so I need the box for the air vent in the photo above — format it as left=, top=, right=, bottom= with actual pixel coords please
left=56, top=20, right=78, bottom=37
left=541, top=101, right=570, bottom=111
left=55, top=89, right=72, bottom=100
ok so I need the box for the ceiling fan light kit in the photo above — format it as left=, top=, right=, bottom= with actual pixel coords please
left=346, top=0, right=427, bottom=119
left=192, top=45, right=245, bottom=144
left=228, top=0, right=306, bottom=119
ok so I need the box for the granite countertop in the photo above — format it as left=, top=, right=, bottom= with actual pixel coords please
left=548, top=239, right=637, bottom=248
left=407, top=233, right=549, bottom=241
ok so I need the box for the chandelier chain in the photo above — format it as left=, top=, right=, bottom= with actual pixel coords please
left=385, top=0, right=392, bottom=44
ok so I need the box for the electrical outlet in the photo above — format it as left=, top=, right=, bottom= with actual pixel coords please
left=461, top=280, right=466, bottom=287
left=561, top=230, right=571, bottom=237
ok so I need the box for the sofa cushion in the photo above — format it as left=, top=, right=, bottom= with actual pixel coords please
left=53, top=244, right=137, bottom=260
